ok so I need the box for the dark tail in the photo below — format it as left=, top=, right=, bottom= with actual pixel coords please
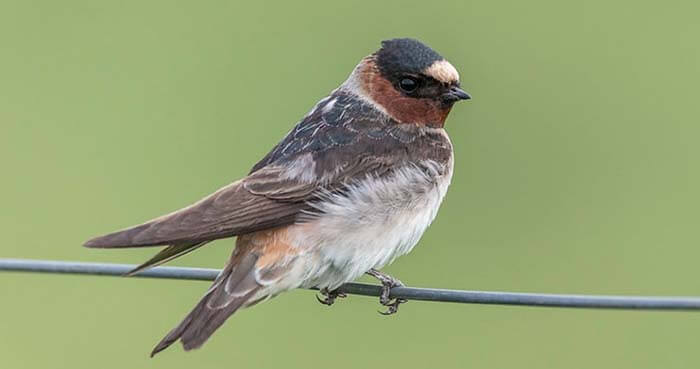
left=84, top=220, right=212, bottom=275
left=124, top=242, right=209, bottom=276
left=150, top=250, right=263, bottom=357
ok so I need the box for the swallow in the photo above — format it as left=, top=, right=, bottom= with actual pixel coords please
left=85, top=38, right=471, bottom=356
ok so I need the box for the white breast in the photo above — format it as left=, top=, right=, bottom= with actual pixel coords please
left=291, top=154, right=454, bottom=290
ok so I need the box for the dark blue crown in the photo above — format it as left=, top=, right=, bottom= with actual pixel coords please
left=375, top=38, right=444, bottom=78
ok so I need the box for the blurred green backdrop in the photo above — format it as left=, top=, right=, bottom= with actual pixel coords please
left=1, top=0, right=699, bottom=368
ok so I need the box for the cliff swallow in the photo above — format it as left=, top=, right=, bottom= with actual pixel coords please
left=85, top=38, right=470, bottom=356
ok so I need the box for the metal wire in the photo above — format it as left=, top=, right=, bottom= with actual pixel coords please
left=2, top=258, right=700, bottom=311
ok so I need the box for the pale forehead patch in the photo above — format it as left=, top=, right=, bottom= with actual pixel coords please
left=424, top=59, right=460, bottom=84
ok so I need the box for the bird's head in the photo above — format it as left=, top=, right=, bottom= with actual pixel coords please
left=343, top=38, right=470, bottom=127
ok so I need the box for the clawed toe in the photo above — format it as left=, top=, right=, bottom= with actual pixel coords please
left=378, top=298, right=407, bottom=315
left=318, top=269, right=408, bottom=313
left=366, top=268, right=407, bottom=315
left=316, top=294, right=332, bottom=305
left=316, top=288, right=346, bottom=306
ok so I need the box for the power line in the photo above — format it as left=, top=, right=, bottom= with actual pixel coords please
left=2, top=258, right=700, bottom=311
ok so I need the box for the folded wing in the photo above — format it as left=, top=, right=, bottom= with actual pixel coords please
left=83, top=165, right=315, bottom=249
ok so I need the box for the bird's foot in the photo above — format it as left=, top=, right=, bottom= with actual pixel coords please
left=316, top=288, right=347, bottom=306
left=366, top=268, right=407, bottom=315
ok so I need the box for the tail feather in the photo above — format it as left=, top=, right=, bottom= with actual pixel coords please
left=150, top=251, right=262, bottom=357
left=124, top=242, right=209, bottom=276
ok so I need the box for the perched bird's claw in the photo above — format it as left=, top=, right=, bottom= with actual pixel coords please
left=316, top=294, right=329, bottom=305
left=378, top=298, right=407, bottom=316
left=366, top=268, right=407, bottom=315
left=316, top=288, right=347, bottom=306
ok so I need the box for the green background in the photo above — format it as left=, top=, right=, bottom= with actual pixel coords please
left=2, top=1, right=699, bottom=368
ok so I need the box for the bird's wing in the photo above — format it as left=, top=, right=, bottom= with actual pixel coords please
left=84, top=90, right=451, bottom=251
left=83, top=164, right=320, bottom=248
left=82, top=150, right=406, bottom=249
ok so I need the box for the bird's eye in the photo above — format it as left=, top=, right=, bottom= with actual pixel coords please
left=398, top=77, right=419, bottom=93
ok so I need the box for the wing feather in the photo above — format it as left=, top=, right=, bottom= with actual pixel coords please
left=84, top=89, right=452, bottom=251
left=83, top=166, right=315, bottom=248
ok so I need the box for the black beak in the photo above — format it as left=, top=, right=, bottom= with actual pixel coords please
left=442, top=86, right=472, bottom=103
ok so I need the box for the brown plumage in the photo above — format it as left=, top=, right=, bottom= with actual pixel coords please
left=150, top=247, right=261, bottom=355
left=83, top=169, right=309, bottom=249
left=147, top=227, right=304, bottom=356
left=84, top=38, right=470, bottom=355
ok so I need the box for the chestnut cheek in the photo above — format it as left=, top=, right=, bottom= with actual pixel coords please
left=384, top=96, right=450, bottom=127
left=361, top=66, right=451, bottom=127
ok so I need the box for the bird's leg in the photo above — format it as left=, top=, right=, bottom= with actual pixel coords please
left=316, top=287, right=347, bottom=306
left=366, top=268, right=407, bottom=315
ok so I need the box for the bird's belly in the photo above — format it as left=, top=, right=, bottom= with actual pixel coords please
left=290, top=161, right=453, bottom=290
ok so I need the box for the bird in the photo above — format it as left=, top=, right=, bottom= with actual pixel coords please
left=84, top=38, right=471, bottom=356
